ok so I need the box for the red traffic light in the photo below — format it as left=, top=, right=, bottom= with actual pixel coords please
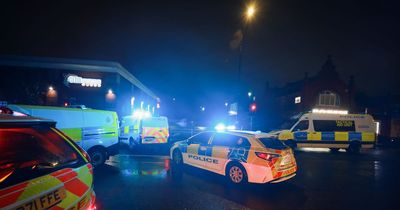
left=250, top=103, right=257, bottom=112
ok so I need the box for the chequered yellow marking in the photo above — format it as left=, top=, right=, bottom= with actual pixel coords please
left=17, top=175, right=63, bottom=201
left=187, top=144, right=200, bottom=155
left=124, top=126, right=129, bottom=134
left=56, top=190, right=80, bottom=209
left=307, top=132, right=321, bottom=141
left=212, top=146, right=229, bottom=158
left=335, top=132, right=349, bottom=141
left=362, top=132, right=375, bottom=142
left=76, top=166, right=93, bottom=186
left=60, top=128, right=82, bottom=141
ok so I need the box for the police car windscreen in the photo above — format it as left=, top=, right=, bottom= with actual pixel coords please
left=258, top=138, right=288, bottom=150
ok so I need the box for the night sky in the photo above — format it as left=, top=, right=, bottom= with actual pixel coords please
left=1, top=0, right=399, bottom=112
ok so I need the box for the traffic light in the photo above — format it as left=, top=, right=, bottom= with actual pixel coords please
left=250, top=103, right=257, bottom=112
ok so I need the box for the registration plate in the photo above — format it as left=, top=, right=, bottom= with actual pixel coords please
left=13, top=187, right=67, bottom=210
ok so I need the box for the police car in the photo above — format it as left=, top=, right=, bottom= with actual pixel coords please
left=0, top=106, right=96, bottom=210
left=276, top=110, right=377, bottom=153
left=170, top=130, right=297, bottom=184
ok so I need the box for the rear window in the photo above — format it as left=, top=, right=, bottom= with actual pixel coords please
left=258, top=138, right=287, bottom=150
left=0, top=126, right=83, bottom=188
left=142, top=118, right=168, bottom=128
left=313, top=120, right=355, bottom=132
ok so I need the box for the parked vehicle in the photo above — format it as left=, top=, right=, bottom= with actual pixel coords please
left=120, top=116, right=169, bottom=147
left=274, top=111, right=376, bottom=153
left=9, top=104, right=119, bottom=166
left=170, top=130, right=297, bottom=184
left=0, top=107, right=96, bottom=210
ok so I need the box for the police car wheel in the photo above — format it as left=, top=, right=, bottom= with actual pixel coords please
left=348, top=141, right=361, bottom=154
left=173, top=150, right=183, bottom=166
left=89, top=148, right=106, bottom=167
left=227, top=163, right=247, bottom=184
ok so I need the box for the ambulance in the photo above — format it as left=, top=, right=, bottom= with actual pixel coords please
left=170, top=130, right=297, bottom=184
left=0, top=107, right=96, bottom=210
left=119, top=115, right=169, bottom=147
left=276, top=110, right=376, bottom=153
left=9, top=104, right=119, bottom=166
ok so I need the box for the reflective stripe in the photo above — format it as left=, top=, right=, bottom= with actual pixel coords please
left=362, top=132, right=375, bottom=141
left=82, top=126, right=117, bottom=140
left=321, top=132, right=335, bottom=140
left=187, top=144, right=199, bottom=155
left=307, top=132, right=321, bottom=140
left=124, top=126, right=129, bottom=134
left=289, top=131, right=375, bottom=142
left=141, top=127, right=168, bottom=143
left=335, top=132, right=348, bottom=141
left=0, top=164, right=94, bottom=210
left=61, top=128, right=82, bottom=141
left=294, top=132, right=307, bottom=140
left=348, top=132, right=362, bottom=140
left=211, top=146, right=229, bottom=158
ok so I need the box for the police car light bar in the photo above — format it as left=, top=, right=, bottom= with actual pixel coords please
left=215, top=123, right=236, bottom=132
left=133, top=110, right=151, bottom=118
left=312, top=108, right=348, bottom=115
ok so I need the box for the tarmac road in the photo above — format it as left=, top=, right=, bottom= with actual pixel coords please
left=93, top=147, right=400, bottom=210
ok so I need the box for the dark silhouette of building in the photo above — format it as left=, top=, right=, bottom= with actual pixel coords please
left=265, top=56, right=356, bottom=128
left=0, top=56, right=159, bottom=116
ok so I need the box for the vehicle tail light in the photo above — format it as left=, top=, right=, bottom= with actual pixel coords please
left=255, top=152, right=280, bottom=161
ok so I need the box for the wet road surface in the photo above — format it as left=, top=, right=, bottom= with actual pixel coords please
left=93, top=147, right=400, bottom=210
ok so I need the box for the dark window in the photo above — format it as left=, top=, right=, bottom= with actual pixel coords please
left=313, top=120, right=355, bottom=132
left=258, top=138, right=288, bottom=150
left=292, top=120, right=309, bottom=131
left=0, top=126, right=83, bottom=188
left=189, top=132, right=212, bottom=144
left=212, top=133, right=250, bottom=148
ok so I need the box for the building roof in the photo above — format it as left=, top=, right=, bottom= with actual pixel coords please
left=0, top=56, right=158, bottom=100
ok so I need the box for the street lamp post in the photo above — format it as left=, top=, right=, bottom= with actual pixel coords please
left=238, top=3, right=257, bottom=83
left=236, top=3, right=257, bottom=129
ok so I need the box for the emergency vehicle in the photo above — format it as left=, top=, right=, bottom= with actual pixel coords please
left=170, top=131, right=297, bottom=184
left=0, top=107, right=96, bottom=210
left=119, top=116, right=169, bottom=147
left=9, top=104, right=119, bottom=166
left=276, top=111, right=376, bottom=153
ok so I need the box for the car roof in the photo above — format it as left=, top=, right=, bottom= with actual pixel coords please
left=0, top=115, right=55, bottom=123
left=222, top=130, right=274, bottom=138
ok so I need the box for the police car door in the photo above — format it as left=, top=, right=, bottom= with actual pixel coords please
left=291, top=120, right=310, bottom=142
left=208, top=133, right=248, bottom=173
left=185, top=132, right=212, bottom=168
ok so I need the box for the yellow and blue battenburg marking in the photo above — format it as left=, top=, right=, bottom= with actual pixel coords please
left=179, top=143, right=250, bottom=163
left=292, top=131, right=375, bottom=142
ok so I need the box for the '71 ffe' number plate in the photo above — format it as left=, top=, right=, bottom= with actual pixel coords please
left=13, top=187, right=67, bottom=210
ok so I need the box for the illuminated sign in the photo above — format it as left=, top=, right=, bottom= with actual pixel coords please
left=312, top=108, right=348, bottom=115
left=295, top=96, right=301, bottom=104
left=66, top=75, right=102, bottom=87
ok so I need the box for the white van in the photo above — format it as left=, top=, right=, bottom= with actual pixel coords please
left=120, top=116, right=169, bottom=147
left=276, top=112, right=376, bottom=153
left=9, top=104, right=119, bottom=166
